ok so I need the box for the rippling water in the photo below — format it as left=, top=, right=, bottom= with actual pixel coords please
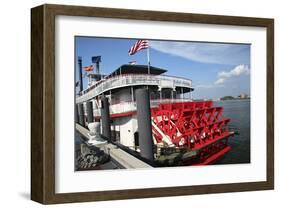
left=214, top=100, right=250, bottom=164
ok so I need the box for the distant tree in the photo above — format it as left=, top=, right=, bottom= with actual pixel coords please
left=221, top=96, right=235, bottom=100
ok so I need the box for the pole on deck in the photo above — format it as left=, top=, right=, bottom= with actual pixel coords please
left=136, top=89, right=154, bottom=161
left=78, top=103, right=85, bottom=127
left=101, top=96, right=111, bottom=140
left=147, top=46, right=150, bottom=74
left=75, top=104, right=79, bottom=123
left=86, top=101, right=94, bottom=123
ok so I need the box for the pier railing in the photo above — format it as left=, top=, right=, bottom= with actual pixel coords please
left=76, top=74, right=192, bottom=103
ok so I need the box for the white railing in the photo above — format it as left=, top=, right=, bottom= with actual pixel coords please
left=93, top=98, right=192, bottom=117
left=76, top=74, right=192, bottom=103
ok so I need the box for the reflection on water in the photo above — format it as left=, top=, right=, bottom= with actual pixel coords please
left=214, top=100, right=250, bottom=164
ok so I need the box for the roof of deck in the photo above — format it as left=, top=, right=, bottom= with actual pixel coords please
left=107, top=64, right=167, bottom=77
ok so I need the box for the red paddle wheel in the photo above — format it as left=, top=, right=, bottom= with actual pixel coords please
left=151, top=101, right=234, bottom=165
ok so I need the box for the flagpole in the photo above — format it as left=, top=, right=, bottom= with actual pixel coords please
left=147, top=46, right=150, bottom=74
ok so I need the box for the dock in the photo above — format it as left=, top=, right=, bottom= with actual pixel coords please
left=76, top=123, right=152, bottom=169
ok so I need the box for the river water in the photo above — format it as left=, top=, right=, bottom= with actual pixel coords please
left=214, top=99, right=250, bottom=164
left=75, top=99, right=250, bottom=169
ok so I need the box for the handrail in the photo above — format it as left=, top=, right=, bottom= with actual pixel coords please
left=77, top=74, right=192, bottom=104
left=83, top=73, right=192, bottom=94
left=93, top=98, right=192, bottom=116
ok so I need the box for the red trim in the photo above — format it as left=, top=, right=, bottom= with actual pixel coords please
left=111, top=111, right=136, bottom=118
left=193, top=146, right=231, bottom=165
left=93, top=111, right=136, bottom=120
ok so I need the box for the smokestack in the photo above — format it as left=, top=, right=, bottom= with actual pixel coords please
left=96, top=61, right=100, bottom=75
left=78, top=56, right=83, bottom=92
left=92, top=56, right=101, bottom=80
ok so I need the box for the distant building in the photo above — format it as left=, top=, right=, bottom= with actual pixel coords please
left=237, top=93, right=249, bottom=99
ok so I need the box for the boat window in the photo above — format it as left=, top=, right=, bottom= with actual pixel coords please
left=161, top=88, right=173, bottom=99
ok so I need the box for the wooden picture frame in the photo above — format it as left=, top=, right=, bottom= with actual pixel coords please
left=31, top=4, right=274, bottom=204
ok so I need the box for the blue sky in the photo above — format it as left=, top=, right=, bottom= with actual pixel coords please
left=75, top=37, right=250, bottom=99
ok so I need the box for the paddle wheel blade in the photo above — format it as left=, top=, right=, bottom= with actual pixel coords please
left=151, top=101, right=234, bottom=164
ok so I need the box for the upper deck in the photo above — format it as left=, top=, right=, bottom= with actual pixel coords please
left=76, top=65, right=193, bottom=103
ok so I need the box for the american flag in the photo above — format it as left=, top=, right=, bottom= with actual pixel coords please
left=128, top=40, right=149, bottom=55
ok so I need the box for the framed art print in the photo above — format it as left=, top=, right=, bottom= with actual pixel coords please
left=31, top=4, right=274, bottom=204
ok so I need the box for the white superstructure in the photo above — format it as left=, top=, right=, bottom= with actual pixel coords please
left=76, top=64, right=194, bottom=151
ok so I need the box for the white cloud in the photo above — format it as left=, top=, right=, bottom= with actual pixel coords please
left=215, top=65, right=250, bottom=85
left=150, top=41, right=250, bottom=65
left=214, top=78, right=225, bottom=85
left=195, top=65, right=250, bottom=99
left=196, top=84, right=215, bottom=89
left=196, top=64, right=250, bottom=88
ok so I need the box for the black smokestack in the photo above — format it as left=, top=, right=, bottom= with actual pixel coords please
left=78, top=56, right=83, bottom=92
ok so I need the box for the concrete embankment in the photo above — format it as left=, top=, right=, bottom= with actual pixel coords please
left=75, top=123, right=152, bottom=169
